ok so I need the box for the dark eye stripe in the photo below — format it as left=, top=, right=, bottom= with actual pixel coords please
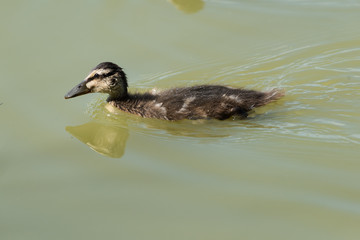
left=103, top=70, right=117, bottom=78
left=87, top=70, right=117, bottom=81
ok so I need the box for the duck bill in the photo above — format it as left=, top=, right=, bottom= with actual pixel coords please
left=64, top=81, right=91, bottom=99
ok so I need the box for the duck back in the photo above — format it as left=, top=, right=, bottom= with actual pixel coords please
left=110, top=85, right=284, bottom=120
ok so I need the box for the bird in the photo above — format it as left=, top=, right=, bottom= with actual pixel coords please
left=65, top=62, right=284, bottom=120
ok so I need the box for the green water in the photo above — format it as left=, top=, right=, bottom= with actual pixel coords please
left=1, top=0, right=360, bottom=239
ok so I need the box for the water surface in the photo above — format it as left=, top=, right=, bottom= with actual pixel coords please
left=1, top=0, right=360, bottom=239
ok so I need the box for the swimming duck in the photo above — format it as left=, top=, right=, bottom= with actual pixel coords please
left=65, top=62, right=284, bottom=120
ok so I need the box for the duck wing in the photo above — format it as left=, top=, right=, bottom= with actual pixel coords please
left=155, top=85, right=283, bottom=120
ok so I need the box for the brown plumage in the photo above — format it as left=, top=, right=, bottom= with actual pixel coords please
left=65, top=62, right=284, bottom=120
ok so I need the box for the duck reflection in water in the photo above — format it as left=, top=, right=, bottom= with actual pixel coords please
left=65, top=109, right=278, bottom=158
left=65, top=117, right=229, bottom=159
left=66, top=121, right=129, bottom=158
left=168, top=0, right=205, bottom=14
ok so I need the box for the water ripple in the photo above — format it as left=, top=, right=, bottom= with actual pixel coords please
left=87, top=40, right=360, bottom=145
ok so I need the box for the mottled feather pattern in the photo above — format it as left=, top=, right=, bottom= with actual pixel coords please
left=110, top=85, right=284, bottom=120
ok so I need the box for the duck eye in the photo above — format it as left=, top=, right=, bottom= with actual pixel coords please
left=93, top=73, right=99, bottom=78
left=109, top=78, right=117, bottom=86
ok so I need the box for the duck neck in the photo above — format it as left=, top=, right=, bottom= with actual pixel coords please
left=107, top=88, right=128, bottom=102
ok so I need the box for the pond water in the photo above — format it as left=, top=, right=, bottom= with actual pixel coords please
left=1, top=0, right=360, bottom=239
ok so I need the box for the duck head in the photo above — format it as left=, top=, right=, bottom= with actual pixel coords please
left=65, top=62, right=128, bottom=100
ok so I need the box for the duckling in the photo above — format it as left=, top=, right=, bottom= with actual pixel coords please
left=65, top=62, right=284, bottom=120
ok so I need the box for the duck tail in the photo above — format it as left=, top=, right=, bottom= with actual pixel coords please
left=255, top=88, right=285, bottom=107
